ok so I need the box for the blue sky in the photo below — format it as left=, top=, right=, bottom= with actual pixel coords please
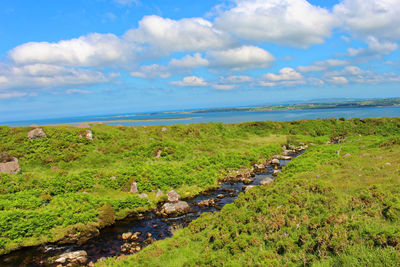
left=1, top=0, right=400, bottom=122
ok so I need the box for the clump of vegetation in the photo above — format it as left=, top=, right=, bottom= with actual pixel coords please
left=0, top=152, right=13, bottom=163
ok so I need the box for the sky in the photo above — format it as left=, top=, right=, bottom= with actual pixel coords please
left=1, top=0, right=400, bottom=122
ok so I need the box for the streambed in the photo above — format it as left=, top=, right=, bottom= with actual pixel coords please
left=0, top=153, right=301, bottom=266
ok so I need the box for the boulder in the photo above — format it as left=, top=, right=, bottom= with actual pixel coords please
left=167, top=190, right=180, bottom=203
left=27, top=128, right=46, bottom=140
left=54, top=250, right=87, bottom=265
left=197, top=198, right=217, bottom=207
left=161, top=201, right=190, bottom=215
left=0, top=156, right=20, bottom=174
left=260, top=178, right=274, bottom=186
left=85, top=130, right=93, bottom=140
left=271, top=158, right=280, bottom=165
left=130, top=181, right=138, bottom=193
left=161, top=127, right=167, bottom=132
left=139, top=193, right=148, bottom=198
left=272, top=170, right=281, bottom=176
left=155, top=149, right=162, bottom=158
left=122, top=232, right=132, bottom=240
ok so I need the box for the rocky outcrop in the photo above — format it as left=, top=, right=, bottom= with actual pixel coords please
left=161, top=201, right=190, bottom=215
left=0, top=155, right=20, bottom=174
left=53, top=250, right=87, bottom=265
left=27, top=128, right=46, bottom=140
left=167, top=190, right=180, bottom=202
left=130, top=181, right=138, bottom=193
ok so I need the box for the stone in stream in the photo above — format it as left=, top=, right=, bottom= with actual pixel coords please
left=0, top=154, right=20, bottom=174
left=272, top=170, right=281, bottom=176
left=244, top=185, right=256, bottom=192
left=27, top=128, right=46, bottom=140
left=217, top=194, right=225, bottom=199
left=122, top=232, right=132, bottom=240
left=167, top=190, right=180, bottom=202
left=197, top=198, right=216, bottom=207
left=271, top=158, right=280, bottom=165
left=161, top=201, right=190, bottom=215
left=260, top=177, right=274, bottom=186
left=53, top=250, right=87, bottom=265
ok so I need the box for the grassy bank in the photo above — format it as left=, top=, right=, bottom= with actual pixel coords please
left=0, top=118, right=399, bottom=256
left=99, top=134, right=400, bottom=266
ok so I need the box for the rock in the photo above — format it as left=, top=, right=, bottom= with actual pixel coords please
left=229, top=192, right=237, bottom=197
left=139, top=193, right=148, bottom=198
left=271, top=158, right=280, bottom=165
left=130, top=181, right=138, bottom=193
left=343, top=153, right=351, bottom=158
left=161, top=127, right=167, bottom=132
left=217, top=194, right=225, bottom=199
left=260, top=178, right=274, bottom=186
left=110, top=176, right=117, bottom=180
left=197, top=198, right=216, bottom=207
left=167, top=190, right=180, bottom=203
left=146, top=233, right=152, bottom=238
left=244, top=185, right=255, bottom=192
left=274, top=155, right=291, bottom=160
left=122, top=232, right=132, bottom=240
left=27, top=128, right=46, bottom=140
left=0, top=156, right=20, bottom=174
left=254, top=163, right=265, bottom=170
left=54, top=250, right=87, bottom=265
left=85, top=130, right=93, bottom=140
left=161, top=201, right=190, bottom=215
left=243, top=178, right=253, bottom=185
left=272, top=170, right=281, bottom=176
left=156, top=189, right=163, bottom=197
left=155, top=148, right=162, bottom=158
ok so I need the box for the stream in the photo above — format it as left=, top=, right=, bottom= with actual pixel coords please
left=0, top=152, right=301, bottom=266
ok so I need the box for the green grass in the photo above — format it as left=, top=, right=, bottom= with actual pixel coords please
left=99, top=135, right=400, bottom=266
left=1, top=118, right=400, bottom=257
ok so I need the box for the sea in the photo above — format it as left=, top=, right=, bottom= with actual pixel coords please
left=2, top=106, right=400, bottom=127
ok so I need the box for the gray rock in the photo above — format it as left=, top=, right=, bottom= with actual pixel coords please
left=156, top=189, right=163, bottom=197
left=161, top=127, right=167, bottom=132
left=260, top=177, right=274, bottom=186
left=272, top=170, right=281, bottom=176
left=54, top=250, right=87, bottom=265
left=167, top=190, right=180, bottom=202
left=0, top=157, right=20, bottom=174
left=161, top=201, right=190, bottom=215
left=139, top=193, right=148, bottom=198
left=85, top=130, right=93, bottom=140
left=130, top=181, right=138, bottom=193
left=244, top=185, right=255, bottom=192
left=271, top=158, right=280, bottom=165
left=27, top=128, right=46, bottom=140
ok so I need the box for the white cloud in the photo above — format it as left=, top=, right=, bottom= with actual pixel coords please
left=334, top=0, right=400, bottom=41
left=212, top=84, right=236, bottom=90
left=130, top=64, right=171, bottom=79
left=260, top=67, right=305, bottom=87
left=297, top=59, right=349, bottom=73
left=114, top=0, right=139, bottom=5
left=168, top=53, right=209, bottom=69
left=66, top=89, right=92, bottom=94
left=207, top=45, right=274, bottom=70
left=125, top=15, right=234, bottom=53
left=9, top=33, right=136, bottom=67
left=347, top=37, right=398, bottom=57
left=170, top=76, right=207, bottom=87
left=0, top=63, right=110, bottom=90
left=0, top=92, right=29, bottom=99
left=324, top=66, right=400, bottom=84
left=214, top=0, right=335, bottom=47
left=222, top=75, right=253, bottom=83
left=326, top=76, right=348, bottom=85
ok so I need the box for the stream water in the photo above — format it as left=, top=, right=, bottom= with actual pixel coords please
left=0, top=154, right=299, bottom=266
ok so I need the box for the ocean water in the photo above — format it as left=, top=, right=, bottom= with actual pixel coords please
left=3, top=106, right=400, bottom=127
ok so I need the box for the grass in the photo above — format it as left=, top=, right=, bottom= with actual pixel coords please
left=98, top=135, right=400, bottom=266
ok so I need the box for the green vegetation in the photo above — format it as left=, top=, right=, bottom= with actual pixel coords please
left=1, top=118, right=400, bottom=263
left=97, top=119, right=400, bottom=266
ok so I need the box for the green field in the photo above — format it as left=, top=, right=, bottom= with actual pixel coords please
left=1, top=118, right=400, bottom=266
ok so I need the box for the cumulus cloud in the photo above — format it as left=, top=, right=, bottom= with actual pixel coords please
left=114, top=0, right=139, bottom=5
left=334, top=0, right=400, bottom=41
left=130, top=64, right=171, bottom=79
left=297, top=59, right=349, bottom=73
left=0, top=63, right=110, bottom=90
left=207, top=45, right=274, bottom=70
left=9, top=33, right=136, bottom=67
left=212, top=84, right=236, bottom=90
left=260, top=67, right=305, bottom=87
left=66, top=89, right=92, bottom=94
left=326, top=76, right=348, bottom=85
left=0, top=92, right=29, bottom=99
left=347, top=37, right=398, bottom=57
left=169, top=53, right=209, bottom=69
left=125, top=15, right=234, bottom=53
left=214, top=0, right=335, bottom=47
left=324, top=66, right=400, bottom=84
left=170, top=76, right=207, bottom=87
left=221, top=75, right=253, bottom=83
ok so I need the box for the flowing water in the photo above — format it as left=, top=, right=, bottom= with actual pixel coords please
left=0, top=154, right=300, bottom=266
